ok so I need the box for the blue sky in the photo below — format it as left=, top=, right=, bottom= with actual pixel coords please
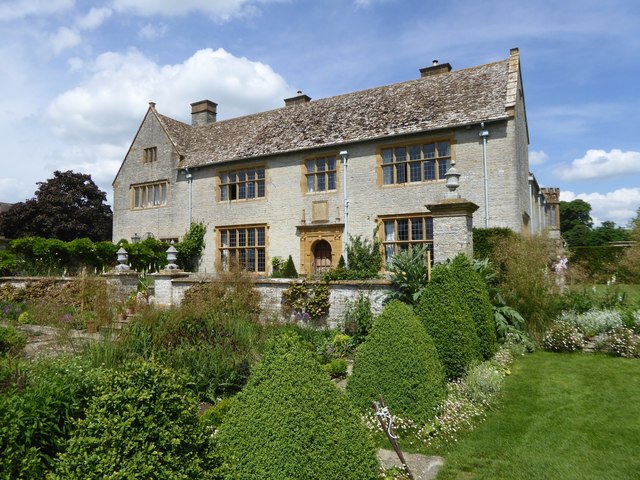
left=1, top=0, right=639, bottom=227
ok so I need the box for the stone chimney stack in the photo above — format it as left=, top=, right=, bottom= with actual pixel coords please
left=284, top=90, right=312, bottom=107
left=419, top=60, right=452, bottom=78
left=190, top=100, right=217, bottom=126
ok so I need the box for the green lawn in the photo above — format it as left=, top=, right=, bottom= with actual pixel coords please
left=436, top=352, right=640, bottom=480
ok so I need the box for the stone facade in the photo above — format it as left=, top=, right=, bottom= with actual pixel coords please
left=112, top=49, right=558, bottom=274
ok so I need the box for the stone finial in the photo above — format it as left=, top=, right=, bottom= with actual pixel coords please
left=115, top=247, right=130, bottom=271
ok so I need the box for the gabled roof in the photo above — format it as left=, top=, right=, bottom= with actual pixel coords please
left=155, top=50, right=520, bottom=169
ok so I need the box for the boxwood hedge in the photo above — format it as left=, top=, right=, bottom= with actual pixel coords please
left=347, top=301, right=446, bottom=423
left=415, top=263, right=481, bottom=379
left=449, top=254, right=497, bottom=360
left=216, top=333, right=379, bottom=480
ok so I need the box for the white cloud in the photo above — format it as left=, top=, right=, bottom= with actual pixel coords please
left=50, top=26, right=81, bottom=54
left=561, top=188, right=640, bottom=227
left=68, top=57, right=84, bottom=71
left=112, top=0, right=285, bottom=21
left=47, top=47, right=290, bottom=143
left=76, top=7, right=112, bottom=30
left=45, top=48, right=290, bottom=200
left=529, top=150, right=548, bottom=166
left=139, top=23, right=167, bottom=40
left=0, top=178, right=30, bottom=203
left=553, top=149, right=640, bottom=181
left=0, top=0, right=73, bottom=21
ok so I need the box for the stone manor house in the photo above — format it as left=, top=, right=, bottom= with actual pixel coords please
left=112, top=48, right=559, bottom=275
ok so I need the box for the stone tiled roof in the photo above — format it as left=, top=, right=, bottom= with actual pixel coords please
left=153, top=53, right=517, bottom=169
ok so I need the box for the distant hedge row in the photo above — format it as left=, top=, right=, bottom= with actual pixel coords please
left=0, top=237, right=169, bottom=276
left=570, top=245, right=638, bottom=283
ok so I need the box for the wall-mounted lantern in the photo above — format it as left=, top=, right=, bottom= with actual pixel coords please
left=131, top=233, right=141, bottom=244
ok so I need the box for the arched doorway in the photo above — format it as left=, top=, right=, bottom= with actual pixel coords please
left=313, top=240, right=332, bottom=273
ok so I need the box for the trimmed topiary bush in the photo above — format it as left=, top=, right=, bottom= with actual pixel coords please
left=347, top=301, right=446, bottom=423
left=415, top=263, right=481, bottom=379
left=51, top=358, right=218, bottom=479
left=281, top=254, right=299, bottom=278
left=449, top=254, right=497, bottom=360
left=217, top=333, right=379, bottom=480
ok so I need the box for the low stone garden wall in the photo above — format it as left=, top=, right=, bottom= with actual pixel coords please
left=1, top=273, right=394, bottom=328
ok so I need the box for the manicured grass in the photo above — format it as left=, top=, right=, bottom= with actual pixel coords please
left=436, top=352, right=640, bottom=480
left=569, top=283, right=640, bottom=306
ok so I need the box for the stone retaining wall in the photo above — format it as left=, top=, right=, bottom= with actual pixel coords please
left=1, top=274, right=394, bottom=328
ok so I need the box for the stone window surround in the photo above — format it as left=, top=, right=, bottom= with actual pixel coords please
left=131, top=180, right=168, bottom=209
left=217, top=223, right=268, bottom=273
left=377, top=213, right=434, bottom=264
left=218, top=165, right=266, bottom=202
left=142, top=146, right=157, bottom=164
left=303, top=153, right=338, bottom=194
left=378, top=138, right=452, bottom=186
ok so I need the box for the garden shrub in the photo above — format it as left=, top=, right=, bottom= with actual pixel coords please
left=347, top=301, right=446, bottom=423
left=200, top=396, right=237, bottom=431
left=346, top=233, right=382, bottom=276
left=602, top=326, right=640, bottom=358
left=181, top=272, right=262, bottom=320
left=117, top=237, right=170, bottom=272
left=0, top=325, right=26, bottom=356
left=323, top=234, right=382, bottom=280
left=24, top=275, right=120, bottom=330
left=543, top=321, right=584, bottom=352
left=281, top=254, right=299, bottom=278
left=0, top=356, right=101, bottom=479
left=570, top=245, right=628, bottom=283
left=384, top=244, right=431, bottom=305
left=415, top=264, right=481, bottom=379
left=472, top=227, right=516, bottom=261
left=8, top=236, right=118, bottom=275
left=449, top=254, right=497, bottom=360
left=489, top=234, right=558, bottom=341
left=0, top=250, right=16, bottom=275
left=51, top=358, right=218, bottom=479
left=340, top=294, right=374, bottom=345
left=463, top=361, right=505, bottom=407
left=217, top=333, right=379, bottom=480
left=324, top=357, right=348, bottom=378
left=559, top=309, right=623, bottom=337
left=175, top=221, right=206, bottom=271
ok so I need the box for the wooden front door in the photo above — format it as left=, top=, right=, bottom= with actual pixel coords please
left=313, top=240, right=332, bottom=273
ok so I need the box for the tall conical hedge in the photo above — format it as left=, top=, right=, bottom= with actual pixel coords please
left=217, top=334, right=379, bottom=480
left=347, top=301, right=446, bottom=423
left=415, top=263, right=481, bottom=379
left=450, top=254, right=497, bottom=360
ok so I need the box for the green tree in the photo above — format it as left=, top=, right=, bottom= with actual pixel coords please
left=0, top=171, right=112, bottom=242
left=591, top=221, right=631, bottom=246
left=560, top=199, right=593, bottom=247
